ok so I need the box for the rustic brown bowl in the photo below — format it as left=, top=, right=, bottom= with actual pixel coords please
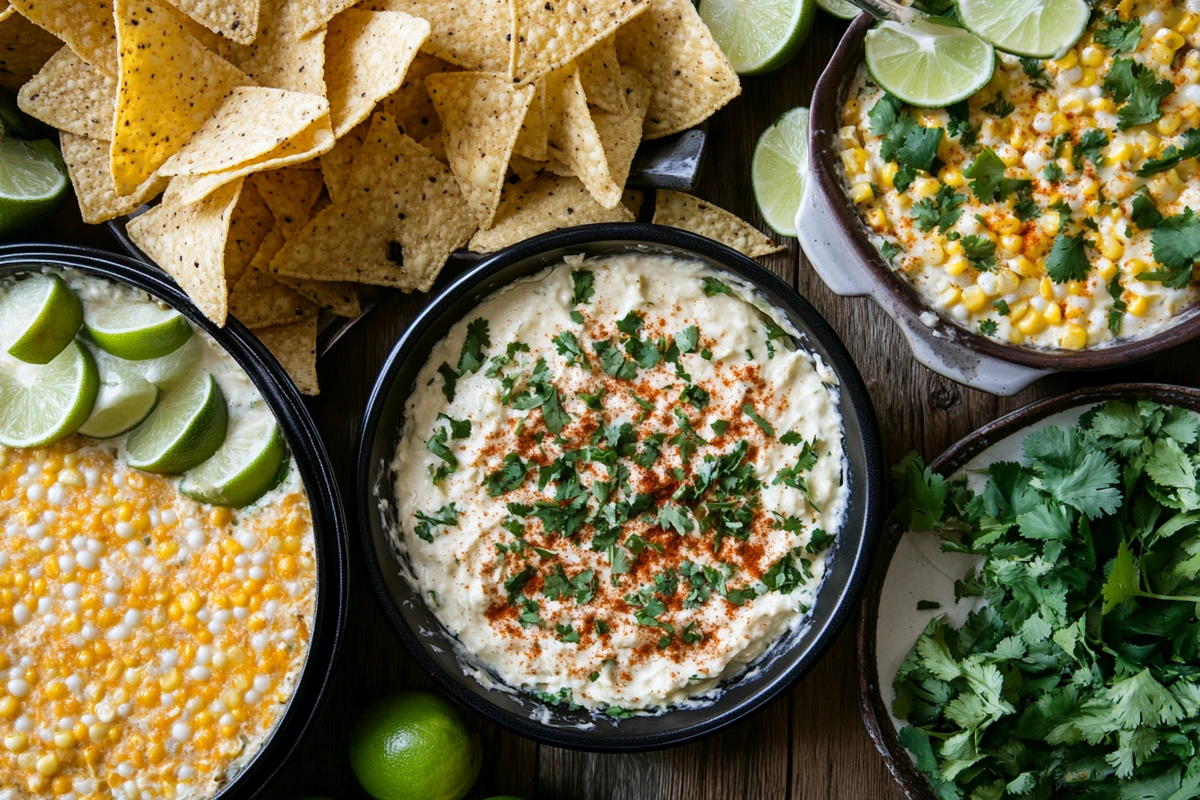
left=799, top=15, right=1200, bottom=397
left=856, top=382, right=1200, bottom=799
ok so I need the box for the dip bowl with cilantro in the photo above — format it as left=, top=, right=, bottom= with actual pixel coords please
left=858, top=383, right=1200, bottom=799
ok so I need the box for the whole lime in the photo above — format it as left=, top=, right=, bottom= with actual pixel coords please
left=349, top=692, right=481, bottom=800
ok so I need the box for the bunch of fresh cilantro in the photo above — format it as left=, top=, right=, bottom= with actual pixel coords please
left=890, top=401, right=1200, bottom=800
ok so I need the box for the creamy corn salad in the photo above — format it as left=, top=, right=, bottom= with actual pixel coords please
left=838, top=0, right=1200, bottom=350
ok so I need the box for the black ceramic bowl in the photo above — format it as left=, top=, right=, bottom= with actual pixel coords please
left=0, top=243, right=349, bottom=799
left=356, top=223, right=884, bottom=751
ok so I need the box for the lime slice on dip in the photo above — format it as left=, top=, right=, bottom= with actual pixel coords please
left=78, top=376, right=160, bottom=439
left=0, top=340, right=98, bottom=448
left=96, top=334, right=205, bottom=392
left=699, top=0, right=817, bottom=75
left=181, top=413, right=287, bottom=508
left=0, top=273, right=83, bottom=364
left=956, top=0, right=1088, bottom=59
left=125, top=372, right=228, bottom=474
left=865, top=17, right=996, bottom=108
left=0, top=138, right=69, bottom=235
left=752, top=106, right=810, bottom=237
left=817, top=0, right=861, bottom=18
left=85, top=302, right=193, bottom=361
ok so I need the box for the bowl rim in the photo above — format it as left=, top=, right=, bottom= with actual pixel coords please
left=809, top=15, right=1200, bottom=372
left=855, top=382, right=1200, bottom=800
left=354, top=221, right=884, bottom=751
left=0, top=242, right=350, bottom=800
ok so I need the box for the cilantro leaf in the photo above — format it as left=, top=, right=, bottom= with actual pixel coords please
left=1023, top=426, right=1121, bottom=518
left=457, top=318, right=491, bottom=375
left=1133, top=191, right=1164, bottom=230
left=1104, top=57, right=1174, bottom=130
left=977, top=319, right=998, bottom=336
left=892, top=452, right=948, bottom=531
left=701, top=277, right=731, bottom=296
left=1045, top=232, right=1091, bottom=284
left=1075, top=129, right=1109, bottom=168
left=414, top=503, right=458, bottom=543
left=1094, top=15, right=1142, bottom=52
left=741, top=403, right=775, bottom=438
left=1148, top=208, right=1200, bottom=288
left=571, top=269, right=594, bottom=305
left=964, top=148, right=1006, bottom=203
left=1138, top=129, right=1200, bottom=177
left=912, top=185, right=965, bottom=232
left=674, top=325, right=700, bottom=353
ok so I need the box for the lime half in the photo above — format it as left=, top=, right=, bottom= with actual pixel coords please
left=865, top=17, right=996, bottom=108
left=752, top=107, right=809, bottom=237
left=957, top=0, right=1088, bottom=59
left=78, top=377, right=159, bottom=439
left=699, top=0, right=817, bottom=75
left=181, top=412, right=287, bottom=508
left=0, top=273, right=83, bottom=364
left=85, top=302, right=193, bottom=361
left=817, top=0, right=861, bottom=18
left=125, top=372, right=228, bottom=474
left=0, top=340, right=98, bottom=448
left=0, top=138, right=68, bottom=235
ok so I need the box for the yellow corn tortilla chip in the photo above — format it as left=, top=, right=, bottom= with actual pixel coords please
left=367, top=0, right=508, bottom=71
left=0, top=10, right=62, bottom=93
left=219, top=0, right=326, bottom=94
left=18, top=47, right=116, bottom=140
left=159, top=87, right=330, bottom=177
left=230, top=233, right=319, bottom=328
left=60, top=133, right=167, bottom=223
left=512, top=76, right=546, bottom=161
left=249, top=167, right=324, bottom=239
left=0, top=6, right=12, bottom=23
left=292, top=0, right=359, bottom=36
left=251, top=223, right=362, bottom=315
left=509, top=0, right=647, bottom=85
left=652, top=190, right=784, bottom=258
left=127, top=179, right=244, bottom=325
left=319, top=118, right=365, bottom=204
left=427, top=71, right=535, bottom=228
left=615, top=0, right=740, bottom=140
left=269, top=112, right=477, bottom=291
left=10, top=0, right=117, bottom=76
left=325, top=8, right=428, bottom=137
left=623, top=188, right=642, bottom=217
left=255, top=315, right=318, bottom=394
left=224, top=179, right=275, bottom=284
left=111, top=0, right=250, bottom=195
left=469, top=174, right=632, bottom=253
left=508, top=154, right=543, bottom=183
left=590, top=65, right=650, bottom=193
left=546, top=64, right=623, bottom=209
left=377, top=51, right=453, bottom=141
left=163, top=0, right=259, bottom=44
left=419, top=131, right=447, bottom=164
left=576, top=33, right=623, bottom=113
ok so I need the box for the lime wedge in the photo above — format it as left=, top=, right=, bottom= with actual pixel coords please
left=956, top=0, right=1088, bottom=59
left=94, top=334, right=204, bottom=392
left=181, top=413, right=287, bottom=508
left=699, top=0, right=817, bottom=75
left=0, top=138, right=68, bottom=235
left=0, top=340, right=98, bottom=448
left=752, top=107, right=809, bottom=237
left=0, top=273, right=83, bottom=364
left=865, top=17, right=996, bottom=108
left=125, top=372, right=228, bottom=474
left=817, top=0, right=861, bottom=18
left=78, top=377, right=159, bottom=439
left=85, top=302, right=193, bottom=361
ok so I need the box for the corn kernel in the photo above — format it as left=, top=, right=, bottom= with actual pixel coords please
left=1051, top=112, right=1071, bottom=136
left=1055, top=50, right=1079, bottom=70
left=1158, top=112, right=1182, bottom=136
left=997, top=146, right=1021, bottom=168
left=1039, top=276, right=1055, bottom=301
left=1043, top=303, right=1063, bottom=324
left=0, top=695, right=18, bottom=717
left=1138, top=131, right=1162, bottom=158
left=1019, top=311, right=1049, bottom=335
left=53, top=731, right=76, bottom=749
left=912, top=178, right=940, bottom=200
left=210, top=507, right=233, bottom=528
left=1000, top=234, right=1024, bottom=255
left=1108, top=142, right=1135, bottom=163
left=4, top=733, right=28, bottom=752
left=1008, top=328, right=1026, bottom=345
left=850, top=182, right=874, bottom=204
left=937, top=286, right=962, bottom=308
left=938, top=167, right=965, bottom=188
left=1154, top=28, right=1185, bottom=50
left=1101, top=238, right=1125, bottom=260
left=1091, top=97, right=1118, bottom=115
left=1096, top=258, right=1118, bottom=282
left=1127, top=294, right=1151, bottom=316
left=961, top=286, right=989, bottom=312
left=1149, top=43, right=1174, bottom=67
left=1036, top=94, right=1058, bottom=114
left=881, top=162, right=898, bottom=189
left=1080, top=45, right=1106, bottom=68
left=945, top=256, right=969, bottom=277
left=1079, top=67, right=1098, bottom=88
left=867, top=208, right=888, bottom=230
left=1180, top=12, right=1200, bottom=34
left=996, top=270, right=1020, bottom=295
left=36, top=753, right=60, bottom=776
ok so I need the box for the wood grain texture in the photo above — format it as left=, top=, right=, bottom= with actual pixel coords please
left=53, top=13, right=1200, bottom=800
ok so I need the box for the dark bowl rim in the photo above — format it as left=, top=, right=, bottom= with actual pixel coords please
left=354, top=221, right=885, bottom=752
left=855, top=382, right=1200, bottom=800
left=809, top=16, right=1200, bottom=372
left=0, top=242, right=350, bottom=800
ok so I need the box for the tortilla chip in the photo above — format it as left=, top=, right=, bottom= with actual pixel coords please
left=126, top=179, right=244, bottom=325
left=111, top=0, right=250, bottom=195
left=230, top=232, right=319, bottom=328
left=0, top=10, right=63, bottom=94
left=576, top=33, right=623, bottom=113
left=249, top=167, right=324, bottom=239
left=623, top=188, right=642, bottom=217
left=509, top=0, right=647, bottom=85
left=10, top=0, right=117, bottom=76
left=546, top=64, right=623, bottom=209
left=652, top=190, right=784, bottom=258
left=615, top=0, right=740, bottom=139
left=220, top=0, right=326, bottom=94
left=377, top=51, right=453, bottom=141
left=590, top=65, right=650, bottom=193
left=367, top=0, right=508, bottom=71
left=0, top=6, right=12, bottom=23
left=324, top=8, right=428, bottom=137
left=512, top=76, right=546, bottom=161
left=224, top=180, right=275, bottom=284
left=18, top=48, right=116, bottom=140
left=427, top=71, right=535, bottom=228
left=419, top=132, right=447, bottom=164
left=60, top=133, right=168, bottom=223
left=469, top=174, right=632, bottom=253
left=269, top=112, right=477, bottom=292
left=255, top=315, right=318, bottom=394
left=291, top=0, right=359, bottom=36
left=278, top=274, right=360, bottom=316
left=319, top=118, right=366, bottom=204
left=508, top=154, right=543, bottom=183
left=163, top=0, right=259, bottom=44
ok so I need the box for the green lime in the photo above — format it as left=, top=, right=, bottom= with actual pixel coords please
left=816, top=0, right=861, bottom=18
left=956, top=0, right=1088, bottom=59
left=698, top=0, right=817, bottom=75
left=349, top=692, right=481, bottom=800
left=78, top=375, right=159, bottom=439
left=181, top=412, right=286, bottom=508
left=865, top=17, right=996, bottom=108
left=0, top=339, right=98, bottom=448
left=0, top=137, right=68, bottom=236
left=752, top=106, right=809, bottom=237
left=0, top=87, right=33, bottom=138
left=125, top=372, right=228, bottom=474
left=85, top=301, right=193, bottom=360
left=0, top=273, right=83, bottom=364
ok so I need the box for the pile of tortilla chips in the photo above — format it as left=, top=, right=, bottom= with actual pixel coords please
left=6, top=0, right=785, bottom=395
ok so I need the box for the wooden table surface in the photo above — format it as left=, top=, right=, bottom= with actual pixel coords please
left=49, top=13, right=1200, bottom=800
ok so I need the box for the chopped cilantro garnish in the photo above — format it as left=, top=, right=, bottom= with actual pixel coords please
left=592, top=339, right=638, bottom=380
left=1138, top=129, right=1200, bottom=177
left=880, top=241, right=903, bottom=263
left=1132, top=190, right=1164, bottom=230
left=741, top=403, right=775, bottom=438
left=701, top=276, right=731, bottom=296
left=1147, top=208, right=1200, bottom=288
left=963, top=148, right=1030, bottom=205
left=674, top=325, right=700, bottom=353
left=1094, top=15, right=1142, bottom=52
left=680, top=384, right=710, bottom=410
left=913, top=185, right=965, bottom=232
left=1045, top=232, right=1091, bottom=284
left=485, top=452, right=529, bottom=497
left=1107, top=271, right=1127, bottom=335
left=413, top=503, right=458, bottom=543
left=710, top=419, right=729, bottom=437
left=616, top=310, right=644, bottom=336
left=571, top=269, right=594, bottom=305
left=1042, top=162, right=1064, bottom=183
left=983, top=96, right=1014, bottom=118
left=961, top=234, right=997, bottom=270
left=1104, top=57, right=1174, bottom=130
left=1075, top=129, right=1109, bottom=169
left=552, top=330, right=587, bottom=368
left=994, top=299, right=1010, bottom=316
left=504, top=565, right=536, bottom=604
left=554, top=623, right=580, bottom=643
left=977, top=319, right=998, bottom=336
